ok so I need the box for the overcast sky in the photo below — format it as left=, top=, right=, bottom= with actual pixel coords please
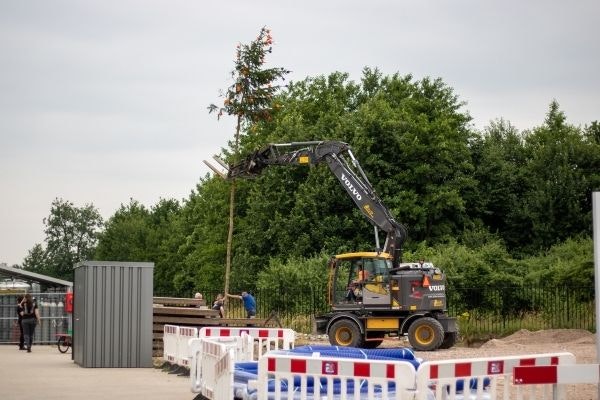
left=1, top=0, right=598, bottom=267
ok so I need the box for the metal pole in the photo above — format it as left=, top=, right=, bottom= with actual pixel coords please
left=592, top=191, right=600, bottom=400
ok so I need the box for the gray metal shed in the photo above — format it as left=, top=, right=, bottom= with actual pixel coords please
left=73, top=261, right=153, bottom=368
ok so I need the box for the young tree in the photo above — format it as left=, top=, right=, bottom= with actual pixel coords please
left=208, top=27, right=289, bottom=301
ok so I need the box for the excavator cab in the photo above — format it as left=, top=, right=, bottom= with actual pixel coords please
left=329, top=252, right=393, bottom=310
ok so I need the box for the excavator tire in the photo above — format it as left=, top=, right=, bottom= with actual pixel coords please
left=407, top=317, right=444, bottom=351
left=328, top=319, right=364, bottom=347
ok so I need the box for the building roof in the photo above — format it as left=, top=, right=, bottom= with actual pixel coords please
left=0, top=264, right=72, bottom=288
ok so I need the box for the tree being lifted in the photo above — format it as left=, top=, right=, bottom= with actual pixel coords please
left=208, top=27, right=289, bottom=312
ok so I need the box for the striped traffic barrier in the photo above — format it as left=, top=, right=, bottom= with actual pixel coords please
left=177, top=326, right=198, bottom=369
left=513, top=362, right=599, bottom=400
left=162, top=324, right=179, bottom=365
left=189, top=334, right=253, bottom=399
left=257, top=352, right=418, bottom=400
left=199, top=327, right=295, bottom=357
left=415, top=352, right=576, bottom=400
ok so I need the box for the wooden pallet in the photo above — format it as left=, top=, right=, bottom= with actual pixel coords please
left=152, top=297, right=279, bottom=357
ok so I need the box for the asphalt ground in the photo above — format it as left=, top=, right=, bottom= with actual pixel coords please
left=0, top=344, right=194, bottom=400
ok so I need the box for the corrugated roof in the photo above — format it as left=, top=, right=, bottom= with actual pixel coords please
left=0, top=264, right=72, bottom=287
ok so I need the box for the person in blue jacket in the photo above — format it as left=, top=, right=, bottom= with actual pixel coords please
left=227, top=291, right=256, bottom=318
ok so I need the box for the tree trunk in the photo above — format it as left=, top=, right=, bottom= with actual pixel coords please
left=223, top=114, right=242, bottom=315
left=223, top=180, right=235, bottom=316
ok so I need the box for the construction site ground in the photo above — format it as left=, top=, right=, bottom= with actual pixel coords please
left=0, top=328, right=597, bottom=400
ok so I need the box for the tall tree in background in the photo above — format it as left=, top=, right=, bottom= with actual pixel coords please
left=470, top=118, right=529, bottom=250
left=21, top=243, right=51, bottom=276
left=95, top=198, right=182, bottom=295
left=231, top=69, right=475, bottom=277
left=519, top=101, right=597, bottom=252
left=23, top=198, right=103, bottom=280
left=208, top=27, right=289, bottom=300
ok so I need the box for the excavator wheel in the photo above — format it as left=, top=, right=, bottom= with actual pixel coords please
left=328, top=319, right=364, bottom=347
left=407, top=317, right=444, bottom=351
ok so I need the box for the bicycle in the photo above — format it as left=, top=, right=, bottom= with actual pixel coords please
left=56, top=333, right=72, bottom=353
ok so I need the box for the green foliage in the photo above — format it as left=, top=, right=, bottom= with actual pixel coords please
left=256, top=254, right=329, bottom=313
left=232, top=69, right=476, bottom=276
left=95, top=198, right=183, bottom=295
left=471, top=102, right=600, bottom=255
left=523, top=237, right=594, bottom=290
left=25, top=198, right=103, bottom=281
left=21, top=243, right=51, bottom=277
left=469, top=118, right=530, bottom=251
left=177, top=177, right=232, bottom=293
left=519, top=101, right=597, bottom=252
left=95, top=199, right=152, bottom=261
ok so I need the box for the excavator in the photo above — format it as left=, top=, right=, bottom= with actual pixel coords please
left=227, top=140, right=457, bottom=350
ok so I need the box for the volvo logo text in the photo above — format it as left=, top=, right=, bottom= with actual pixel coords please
left=428, top=285, right=445, bottom=291
left=341, top=173, right=362, bottom=201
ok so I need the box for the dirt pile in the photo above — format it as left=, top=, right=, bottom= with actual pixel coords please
left=480, top=328, right=595, bottom=348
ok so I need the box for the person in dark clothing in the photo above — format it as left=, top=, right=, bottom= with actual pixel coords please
left=20, top=293, right=41, bottom=352
left=16, top=295, right=25, bottom=350
left=212, top=293, right=225, bottom=318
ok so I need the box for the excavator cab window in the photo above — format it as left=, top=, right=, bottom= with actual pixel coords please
left=332, top=260, right=353, bottom=304
left=330, top=259, right=368, bottom=305
left=361, top=257, right=392, bottom=306
left=331, top=257, right=392, bottom=305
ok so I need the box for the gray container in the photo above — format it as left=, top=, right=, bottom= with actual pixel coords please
left=73, top=261, right=153, bottom=368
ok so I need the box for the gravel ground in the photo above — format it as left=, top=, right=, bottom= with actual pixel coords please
left=298, top=329, right=598, bottom=400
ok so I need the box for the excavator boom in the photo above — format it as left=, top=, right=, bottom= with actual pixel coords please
left=227, top=141, right=407, bottom=266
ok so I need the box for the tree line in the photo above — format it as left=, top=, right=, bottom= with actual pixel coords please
left=20, top=68, right=599, bottom=306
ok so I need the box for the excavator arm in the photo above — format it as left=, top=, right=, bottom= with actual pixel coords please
left=227, top=140, right=408, bottom=267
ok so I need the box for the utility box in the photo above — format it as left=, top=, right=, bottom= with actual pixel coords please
left=73, top=261, right=153, bottom=368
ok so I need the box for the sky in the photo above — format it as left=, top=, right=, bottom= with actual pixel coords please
left=1, top=0, right=598, bottom=267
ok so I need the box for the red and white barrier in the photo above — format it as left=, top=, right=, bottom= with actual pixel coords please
left=189, top=334, right=253, bottom=399
left=176, top=326, right=198, bottom=367
left=415, top=352, right=576, bottom=400
left=162, top=324, right=179, bottom=364
left=199, top=327, right=295, bottom=357
left=513, top=362, right=599, bottom=400
left=514, top=363, right=599, bottom=385
left=257, top=352, right=418, bottom=400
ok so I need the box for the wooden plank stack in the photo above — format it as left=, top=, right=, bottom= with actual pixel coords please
left=152, top=296, right=276, bottom=356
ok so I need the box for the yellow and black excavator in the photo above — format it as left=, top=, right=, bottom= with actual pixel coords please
left=227, top=140, right=457, bottom=350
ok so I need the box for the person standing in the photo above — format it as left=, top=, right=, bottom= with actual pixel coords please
left=226, top=291, right=256, bottom=318
left=20, top=294, right=41, bottom=353
left=16, top=295, right=25, bottom=350
left=212, top=293, right=225, bottom=318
